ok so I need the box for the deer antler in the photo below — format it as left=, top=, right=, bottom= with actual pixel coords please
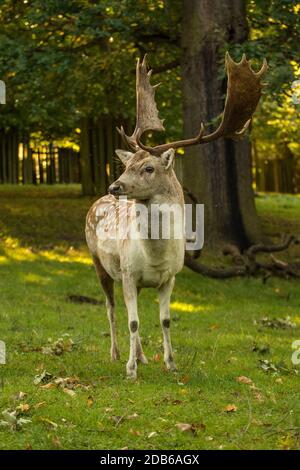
left=117, top=55, right=165, bottom=151
left=137, top=52, right=267, bottom=155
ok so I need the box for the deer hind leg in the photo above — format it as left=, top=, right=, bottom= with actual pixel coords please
left=136, top=287, right=148, bottom=364
left=92, top=256, right=120, bottom=361
left=158, top=277, right=177, bottom=371
left=136, top=333, right=148, bottom=364
left=122, top=276, right=139, bottom=379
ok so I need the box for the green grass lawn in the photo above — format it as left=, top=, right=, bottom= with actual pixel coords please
left=0, top=185, right=299, bottom=450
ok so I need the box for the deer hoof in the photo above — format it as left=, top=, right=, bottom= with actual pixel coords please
left=165, top=359, right=177, bottom=371
left=138, top=354, right=148, bottom=365
left=126, top=362, right=137, bottom=380
left=111, top=347, right=120, bottom=361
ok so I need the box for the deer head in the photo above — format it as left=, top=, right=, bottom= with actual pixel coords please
left=110, top=53, right=267, bottom=197
left=109, top=148, right=176, bottom=200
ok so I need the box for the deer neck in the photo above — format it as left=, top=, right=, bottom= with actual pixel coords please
left=133, top=174, right=185, bottom=256
left=141, top=170, right=184, bottom=208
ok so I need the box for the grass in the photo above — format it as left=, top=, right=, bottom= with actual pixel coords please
left=256, top=192, right=300, bottom=240
left=0, top=185, right=300, bottom=450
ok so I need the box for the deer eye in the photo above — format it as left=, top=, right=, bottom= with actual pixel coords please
left=145, top=166, right=154, bottom=173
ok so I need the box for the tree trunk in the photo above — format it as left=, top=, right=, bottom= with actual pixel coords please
left=80, top=117, right=95, bottom=196
left=179, top=0, right=264, bottom=250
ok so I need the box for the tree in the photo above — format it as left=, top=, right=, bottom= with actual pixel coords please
left=0, top=0, right=299, bottom=247
left=178, top=0, right=265, bottom=250
left=244, top=0, right=300, bottom=194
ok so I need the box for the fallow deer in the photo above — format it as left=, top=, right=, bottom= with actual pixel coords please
left=85, top=53, right=267, bottom=379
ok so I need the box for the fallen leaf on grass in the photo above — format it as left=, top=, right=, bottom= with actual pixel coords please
left=172, top=399, right=183, bottom=405
left=16, top=403, right=30, bottom=413
left=33, top=402, right=46, bottom=409
left=253, top=391, right=264, bottom=402
left=236, top=376, right=253, bottom=385
left=87, top=396, right=94, bottom=407
left=176, top=423, right=192, bottom=433
left=41, top=335, right=75, bottom=356
left=195, top=422, right=206, bottom=431
left=14, top=391, right=27, bottom=401
left=180, top=374, right=190, bottom=384
left=35, top=374, right=92, bottom=393
left=63, top=388, right=76, bottom=398
left=158, top=417, right=167, bottom=423
left=248, top=384, right=265, bottom=402
left=1, top=410, right=17, bottom=426
left=129, top=428, right=141, bottom=436
left=18, top=418, right=31, bottom=427
left=255, top=316, right=296, bottom=330
left=111, top=415, right=125, bottom=426
left=259, top=359, right=294, bottom=374
left=55, top=376, right=91, bottom=391
left=235, top=376, right=265, bottom=402
left=148, top=431, right=158, bottom=438
left=51, top=436, right=62, bottom=449
left=40, top=382, right=56, bottom=390
left=223, top=404, right=237, bottom=413
left=175, top=422, right=205, bottom=434
left=22, top=335, right=77, bottom=356
left=155, top=397, right=183, bottom=406
left=0, top=410, right=31, bottom=431
left=278, top=433, right=298, bottom=450
left=153, top=353, right=161, bottom=362
left=40, top=417, right=58, bottom=429
left=33, top=370, right=53, bottom=385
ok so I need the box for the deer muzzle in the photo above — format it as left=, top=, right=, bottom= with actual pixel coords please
left=108, top=181, right=124, bottom=196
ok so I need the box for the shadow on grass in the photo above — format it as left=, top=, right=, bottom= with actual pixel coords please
left=0, top=185, right=96, bottom=249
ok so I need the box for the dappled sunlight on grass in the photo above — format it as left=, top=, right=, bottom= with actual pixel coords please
left=40, top=249, right=91, bottom=265
left=292, top=315, right=300, bottom=325
left=2, top=237, right=37, bottom=262
left=0, top=235, right=91, bottom=266
left=22, top=273, right=51, bottom=284
left=4, top=247, right=37, bottom=262
left=0, top=255, right=8, bottom=264
left=170, top=301, right=211, bottom=313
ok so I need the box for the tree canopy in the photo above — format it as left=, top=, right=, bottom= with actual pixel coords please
left=0, top=0, right=299, bottom=157
left=0, top=0, right=181, bottom=141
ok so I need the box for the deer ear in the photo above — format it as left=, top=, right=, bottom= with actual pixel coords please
left=161, top=149, right=175, bottom=170
left=115, top=149, right=134, bottom=164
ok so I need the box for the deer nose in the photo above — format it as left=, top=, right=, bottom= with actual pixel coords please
left=109, top=181, right=123, bottom=195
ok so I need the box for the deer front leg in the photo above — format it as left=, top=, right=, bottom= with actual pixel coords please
left=158, top=277, right=176, bottom=371
left=135, top=287, right=148, bottom=364
left=122, top=276, right=139, bottom=379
